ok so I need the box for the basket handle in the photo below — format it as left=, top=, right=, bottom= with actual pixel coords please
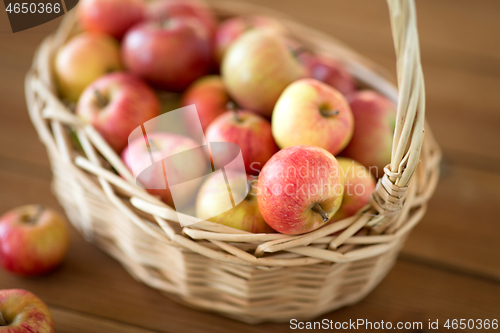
left=370, top=0, right=426, bottom=215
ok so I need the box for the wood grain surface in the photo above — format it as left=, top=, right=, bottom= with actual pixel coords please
left=0, top=0, right=499, bottom=332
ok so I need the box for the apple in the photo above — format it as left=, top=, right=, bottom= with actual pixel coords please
left=300, top=53, right=357, bottom=97
left=122, top=17, right=212, bottom=92
left=181, top=75, right=230, bottom=133
left=78, top=0, right=146, bottom=39
left=0, top=289, right=54, bottom=332
left=146, top=0, right=218, bottom=39
left=196, top=172, right=274, bottom=233
left=272, top=78, right=354, bottom=156
left=122, top=132, right=208, bottom=208
left=257, top=145, right=344, bottom=235
left=341, top=90, right=397, bottom=178
left=205, top=105, right=279, bottom=175
left=76, top=72, right=160, bottom=153
left=215, top=15, right=286, bottom=64
left=332, top=158, right=376, bottom=221
left=54, top=33, right=122, bottom=102
left=222, top=29, right=306, bottom=118
left=0, top=205, right=69, bottom=276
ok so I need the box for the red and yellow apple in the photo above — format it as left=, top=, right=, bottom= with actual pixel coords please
left=122, top=17, right=212, bottom=92
left=332, top=158, right=376, bottom=221
left=76, top=72, right=160, bottom=153
left=181, top=75, right=230, bottom=133
left=222, top=29, right=306, bottom=118
left=341, top=90, right=397, bottom=178
left=78, top=0, right=146, bottom=39
left=257, top=145, right=344, bottom=235
left=0, top=205, right=69, bottom=276
left=0, top=289, right=54, bottom=333
left=272, top=78, right=354, bottom=156
left=196, top=172, right=274, bottom=233
left=54, top=33, right=122, bottom=102
left=206, top=108, right=279, bottom=175
left=215, top=15, right=286, bottom=63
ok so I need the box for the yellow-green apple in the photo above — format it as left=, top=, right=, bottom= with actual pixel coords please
left=196, top=172, right=274, bottom=233
left=76, top=72, right=160, bottom=153
left=0, top=289, right=54, bottom=333
left=54, top=33, right=122, bottom=102
left=332, top=158, right=376, bottom=221
left=272, top=78, right=354, bottom=155
left=121, top=132, right=208, bottom=208
left=215, top=15, right=286, bottom=64
left=181, top=75, right=230, bottom=133
left=0, top=205, right=69, bottom=276
left=205, top=106, right=279, bottom=175
left=257, top=145, right=344, bottom=235
left=222, top=29, right=306, bottom=118
left=78, top=0, right=146, bottom=39
left=146, top=0, right=218, bottom=39
left=341, top=90, right=397, bottom=178
left=122, top=17, right=212, bottom=92
left=300, top=53, right=356, bottom=96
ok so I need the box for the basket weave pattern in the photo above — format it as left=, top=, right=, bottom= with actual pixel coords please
left=25, top=0, right=441, bottom=323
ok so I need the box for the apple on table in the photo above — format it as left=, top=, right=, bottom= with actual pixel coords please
left=0, top=289, right=54, bottom=333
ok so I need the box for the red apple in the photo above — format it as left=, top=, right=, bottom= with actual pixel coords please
left=78, top=0, right=146, bottom=39
left=181, top=75, right=230, bottom=133
left=0, top=205, right=69, bottom=276
left=122, top=17, right=212, bottom=92
left=0, top=289, right=54, bottom=332
left=341, top=90, right=397, bottom=178
left=222, top=29, right=306, bottom=118
left=332, top=158, right=376, bottom=221
left=146, top=0, right=218, bottom=39
left=76, top=72, right=160, bottom=153
left=215, top=15, right=286, bottom=64
left=272, top=78, right=354, bottom=155
left=257, top=145, right=344, bottom=235
left=54, top=33, right=122, bottom=102
left=196, top=172, right=274, bottom=233
left=300, top=53, right=356, bottom=96
left=206, top=106, right=279, bottom=175
left=122, top=132, right=208, bottom=208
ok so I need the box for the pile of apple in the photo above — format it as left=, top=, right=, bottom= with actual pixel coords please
left=54, top=0, right=397, bottom=236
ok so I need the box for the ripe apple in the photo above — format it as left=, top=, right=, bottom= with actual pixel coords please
left=76, top=72, right=160, bottom=153
left=78, top=0, right=146, bottom=39
left=122, top=17, right=212, bottom=92
left=257, top=145, right=344, bottom=235
left=0, top=289, right=54, bottom=332
left=0, top=205, right=69, bottom=276
left=122, top=132, right=208, bottom=208
left=215, top=15, right=286, bottom=64
left=196, top=172, right=274, bottom=233
left=332, top=158, right=376, bottom=221
left=54, top=33, right=122, bottom=102
left=341, top=90, right=397, bottom=178
left=205, top=105, right=279, bottom=175
left=300, top=53, right=357, bottom=97
left=181, top=75, right=230, bottom=133
left=146, top=0, right=218, bottom=39
left=272, top=78, right=354, bottom=155
left=222, top=29, right=306, bottom=118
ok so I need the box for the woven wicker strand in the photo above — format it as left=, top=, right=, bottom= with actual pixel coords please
left=25, top=0, right=441, bottom=323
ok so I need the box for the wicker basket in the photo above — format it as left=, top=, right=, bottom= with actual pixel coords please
left=25, top=0, right=441, bottom=324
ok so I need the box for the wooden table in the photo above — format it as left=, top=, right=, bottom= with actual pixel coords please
left=1, top=0, right=499, bottom=332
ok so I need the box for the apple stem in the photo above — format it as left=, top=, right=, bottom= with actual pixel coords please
left=289, top=45, right=307, bottom=59
left=25, top=205, right=44, bottom=225
left=320, top=109, right=340, bottom=117
left=0, top=310, right=7, bottom=326
left=312, top=203, right=329, bottom=222
left=94, top=90, right=108, bottom=108
left=227, top=101, right=242, bottom=123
